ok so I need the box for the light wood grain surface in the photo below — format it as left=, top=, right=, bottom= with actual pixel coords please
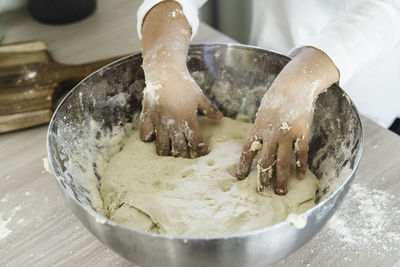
left=1, top=1, right=399, bottom=266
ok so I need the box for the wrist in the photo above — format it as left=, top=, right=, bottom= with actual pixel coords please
left=268, top=47, right=338, bottom=101
left=143, top=52, right=187, bottom=71
left=141, top=1, right=191, bottom=64
left=143, top=58, right=188, bottom=83
left=294, top=47, right=339, bottom=86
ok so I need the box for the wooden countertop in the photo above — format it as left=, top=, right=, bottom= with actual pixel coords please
left=1, top=1, right=399, bottom=266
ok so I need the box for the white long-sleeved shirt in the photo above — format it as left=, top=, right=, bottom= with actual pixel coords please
left=137, top=0, right=400, bottom=127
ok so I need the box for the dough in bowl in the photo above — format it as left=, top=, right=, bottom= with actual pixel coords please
left=100, top=117, right=319, bottom=237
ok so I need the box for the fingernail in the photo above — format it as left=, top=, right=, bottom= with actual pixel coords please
left=236, top=170, right=245, bottom=180
left=257, top=185, right=267, bottom=194
left=298, top=171, right=305, bottom=179
left=144, top=132, right=153, bottom=141
left=275, top=186, right=287, bottom=195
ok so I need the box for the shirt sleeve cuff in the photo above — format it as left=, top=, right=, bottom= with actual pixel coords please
left=288, top=33, right=354, bottom=85
left=137, top=0, right=200, bottom=40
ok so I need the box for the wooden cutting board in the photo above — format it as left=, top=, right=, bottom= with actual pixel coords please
left=0, top=40, right=127, bottom=133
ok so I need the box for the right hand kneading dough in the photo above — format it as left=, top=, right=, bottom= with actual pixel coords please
left=100, top=117, right=319, bottom=237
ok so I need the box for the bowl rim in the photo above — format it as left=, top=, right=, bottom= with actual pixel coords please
left=46, top=42, right=364, bottom=241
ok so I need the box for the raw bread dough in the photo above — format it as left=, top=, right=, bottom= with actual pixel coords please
left=100, top=117, right=319, bottom=237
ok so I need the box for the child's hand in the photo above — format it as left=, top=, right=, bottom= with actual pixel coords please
left=140, top=0, right=222, bottom=157
left=236, top=86, right=314, bottom=195
left=236, top=47, right=339, bottom=195
left=140, top=69, right=222, bottom=157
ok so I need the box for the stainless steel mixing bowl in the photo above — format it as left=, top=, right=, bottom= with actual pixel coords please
left=47, top=43, right=363, bottom=266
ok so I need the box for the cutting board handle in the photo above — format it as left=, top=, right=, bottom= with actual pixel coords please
left=0, top=53, right=130, bottom=117
left=0, top=40, right=134, bottom=133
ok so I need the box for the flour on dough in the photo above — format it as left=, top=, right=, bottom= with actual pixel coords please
left=100, top=117, right=319, bottom=237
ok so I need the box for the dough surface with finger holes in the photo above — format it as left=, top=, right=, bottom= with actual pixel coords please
left=100, top=117, right=319, bottom=237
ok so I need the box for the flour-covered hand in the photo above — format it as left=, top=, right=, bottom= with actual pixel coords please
left=140, top=71, right=222, bottom=157
left=140, top=1, right=222, bottom=158
left=236, top=47, right=339, bottom=195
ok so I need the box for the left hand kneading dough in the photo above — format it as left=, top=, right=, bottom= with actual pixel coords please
left=100, top=117, right=319, bottom=237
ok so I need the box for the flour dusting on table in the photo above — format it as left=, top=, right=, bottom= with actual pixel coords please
left=0, top=206, right=21, bottom=240
left=327, top=183, right=400, bottom=252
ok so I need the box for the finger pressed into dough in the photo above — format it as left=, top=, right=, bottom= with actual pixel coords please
left=170, top=131, right=189, bottom=158
left=155, top=124, right=171, bottom=156
left=276, top=137, right=293, bottom=195
left=236, top=133, right=262, bottom=180
left=184, top=119, right=208, bottom=157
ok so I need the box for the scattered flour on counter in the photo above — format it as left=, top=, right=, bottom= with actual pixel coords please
left=1, top=194, right=10, bottom=203
left=0, top=218, right=12, bottom=240
left=326, top=183, right=400, bottom=252
left=277, top=182, right=400, bottom=265
left=0, top=206, right=21, bottom=240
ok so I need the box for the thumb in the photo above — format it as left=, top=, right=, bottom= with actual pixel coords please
left=139, top=112, right=155, bottom=141
left=198, top=94, right=223, bottom=120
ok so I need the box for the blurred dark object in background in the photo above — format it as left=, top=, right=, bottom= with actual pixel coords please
left=199, top=0, right=251, bottom=44
left=389, top=118, right=400, bottom=135
left=28, top=0, right=96, bottom=24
